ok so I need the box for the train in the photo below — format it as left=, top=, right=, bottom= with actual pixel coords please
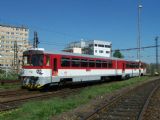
left=19, top=48, right=146, bottom=89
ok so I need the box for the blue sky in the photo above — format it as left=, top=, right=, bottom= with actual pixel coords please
left=0, top=0, right=160, bottom=63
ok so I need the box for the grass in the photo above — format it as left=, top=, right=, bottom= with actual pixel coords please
left=0, top=73, right=18, bottom=81
left=0, top=70, right=19, bottom=90
left=0, top=76, right=153, bottom=120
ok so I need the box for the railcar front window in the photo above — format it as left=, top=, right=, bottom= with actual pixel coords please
left=23, top=56, right=30, bottom=66
left=31, top=55, right=43, bottom=66
left=23, top=54, right=43, bottom=66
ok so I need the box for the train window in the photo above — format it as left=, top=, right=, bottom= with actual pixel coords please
left=53, top=58, right=57, bottom=71
left=81, top=59, right=88, bottom=67
left=102, top=61, right=108, bottom=68
left=108, top=61, right=113, bottom=68
left=141, top=64, right=143, bottom=68
left=89, top=60, right=95, bottom=67
left=71, top=58, right=80, bottom=67
left=134, top=63, right=138, bottom=68
left=130, top=63, right=134, bottom=68
left=126, top=63, right=129, bottom=68
left=46, top=55, right=50, bottom=66
left=96, top=60, right=101, bottom=68
left=23, top=55, right=30, bottom=66
left=61, top=57, right=70, bottom=67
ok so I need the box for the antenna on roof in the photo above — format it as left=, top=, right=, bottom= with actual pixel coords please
left=33, top=31, right=40, bottom=48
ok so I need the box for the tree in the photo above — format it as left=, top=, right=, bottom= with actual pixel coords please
left=113, top=50, right=124, bottom=58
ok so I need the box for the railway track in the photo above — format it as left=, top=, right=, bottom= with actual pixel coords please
left=0, top=89, right=39, bottom=98
left=0, top=87, right=81, bottom=112
left=81, top=79, right=160, bottom=120
left=0, top=80, right=19, bottom=85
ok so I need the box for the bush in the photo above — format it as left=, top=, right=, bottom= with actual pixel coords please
left=0, top=69, right=5, bottom=74
left=0, top=69, right=18, bottom=80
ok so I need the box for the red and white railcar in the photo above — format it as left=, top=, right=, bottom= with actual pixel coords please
left=20, top=49, right=146, bottom=89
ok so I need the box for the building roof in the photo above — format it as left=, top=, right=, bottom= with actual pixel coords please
left=0, top=23, right=28, bottom=29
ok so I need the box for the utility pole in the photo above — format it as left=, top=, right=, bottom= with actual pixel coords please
left=13, top=41, right=18, bottom=72
left=155, top=36, right=159, bottom=73
left=33, top=31, right=39, bottom=48
left=137, top=0, right=142, bottom=77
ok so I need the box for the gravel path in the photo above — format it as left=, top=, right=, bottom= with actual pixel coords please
left=142, top=86, right=160, bottom=120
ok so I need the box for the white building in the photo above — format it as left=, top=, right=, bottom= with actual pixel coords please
left=63, top=47, right=82, bottom=54
left=63, top=40, right=112, bottom=57
left=86, top=40, right=112, bottom=57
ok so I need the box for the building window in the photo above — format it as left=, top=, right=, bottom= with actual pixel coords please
left=95, top=50, right=97, bottom=53
left=95, top=44, right=97, bottom=47
left=1, top=36, right=5, bottom=39
left=99, top=50, right=103, bottom=53
left=106, top=51, right=109, bottom=53
left=105, top=45, right=111, bottom=48
left=98, top=44, right=104, bottom=47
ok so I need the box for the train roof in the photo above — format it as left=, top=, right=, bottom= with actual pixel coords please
left=45, top=50, right=120, bottom=59
left=23, top=49, right=139, bottom=63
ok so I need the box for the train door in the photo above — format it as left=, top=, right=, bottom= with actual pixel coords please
left=52, top=58, right=58, bottom=76
left=122, top=62, right=125, bottom=77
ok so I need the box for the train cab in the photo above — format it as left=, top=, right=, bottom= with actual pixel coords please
left=20, top=48, right=53, bottom=89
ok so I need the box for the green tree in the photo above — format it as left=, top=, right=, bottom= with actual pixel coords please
left=113, top=50, right=124, bottom=58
